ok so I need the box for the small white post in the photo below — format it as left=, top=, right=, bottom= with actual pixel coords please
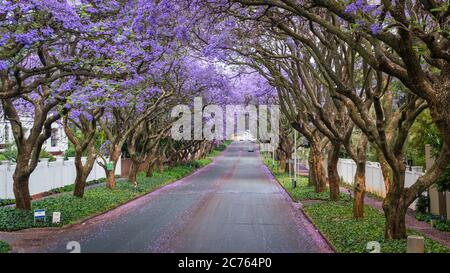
left=407, top=235, right=425, bottom=253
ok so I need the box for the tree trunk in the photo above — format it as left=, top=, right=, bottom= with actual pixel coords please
left=73, top=149, right=97, bottom=198
left=12, top=151, right=33, bottom=210
left=429, top=82, right=450, bottom=153
left=308, top=152, right=315, bottom=187
left=3, top=98, right=57, bottom=211
left=378, top=151, right=392, bottom=193
left=310, top=145, right=327, bottom=193
left=13, top=172, right=32, bottom=210
left=106, top=168, right=116, bottom=189
left=382, top=170, right=407, bottom=239
left=73, top=158, right=88, bottom=198
left=327, top=143, right=340, bottom=201
left=146, top=159, right=155, bottom=177
left=279, top=155, right=288, bottom=173
left=106, top=146, right=121, bottom=189
left=353, top=161, right=366, bottom=219
left=128, top=158, right=139, bottom=187
left=158, top=157, right=164, bottom=173
left=383, top=195, right=408, bottom=239
left=73, top=172, right=88, bottom=198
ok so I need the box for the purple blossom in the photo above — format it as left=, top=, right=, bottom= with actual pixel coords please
left=345, top=3, right=358, bottom=13
left=0, top=60, right=9, bottom=71
left=345, top=1, right=380, bottom=16
left=371, top=23, right=382, bottom=35
left=15, top=30, right=40, bottom=46
left=0, top=33, right=11, bottom=47
left=363, top=5, right=377, bottom=13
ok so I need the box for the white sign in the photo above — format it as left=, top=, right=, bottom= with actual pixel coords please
left=52, top=212, right=61, bottom=224
left=34, top=210, right=45, bottom=217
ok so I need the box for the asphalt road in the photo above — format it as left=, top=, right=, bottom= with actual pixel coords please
left=22, top=142, right=329, bottom=253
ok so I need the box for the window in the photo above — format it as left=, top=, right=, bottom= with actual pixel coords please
left=51, top=128, right=58, bottom=147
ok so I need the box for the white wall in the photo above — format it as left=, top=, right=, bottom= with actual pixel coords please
left=0, top=158, right=121, bottom=199
left=337, top=158, right=424, bottom=210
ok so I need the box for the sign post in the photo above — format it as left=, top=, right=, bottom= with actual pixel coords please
left=52, top=212, right=61, bottom=224
left=34, top=209, right=46, bottom=223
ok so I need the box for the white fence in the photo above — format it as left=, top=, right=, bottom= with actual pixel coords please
left=0, top=157, right=121, bottom=199
left=337, top=158, right=424, bottom=209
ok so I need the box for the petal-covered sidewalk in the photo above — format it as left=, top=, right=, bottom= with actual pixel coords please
left=340, top=187, right=450, bottom=248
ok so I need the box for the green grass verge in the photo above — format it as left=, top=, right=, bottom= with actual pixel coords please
left=0, top=241, right=10, bottom=253
left=303, top=201, right=450, bottom=253
left=263, top=157, right=450, bottom=253
left=0, top=146, right=226, bottom=232
left=263, top=158, right=347, bottom=201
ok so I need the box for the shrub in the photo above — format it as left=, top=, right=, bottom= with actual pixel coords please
left=415, top=194, right=429, bottom=214
left=416, top=212, right=450, bottom=233
left=64, top=146, right=76, bottom=159
left=1, top=143, right=17, bottom=162
left=39, top=150, right=56, bottom=161
left=215, top=144, right=227, bottom=151
left=0, top=241, right=10, bottom=253
left=0, top=199, right=15, bottom=207
left=434, top=220, right=450, bottom=233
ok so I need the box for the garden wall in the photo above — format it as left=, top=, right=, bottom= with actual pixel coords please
left=337, top=158, right=424, bottom=210
left=0, top=157, right=121, bottom=199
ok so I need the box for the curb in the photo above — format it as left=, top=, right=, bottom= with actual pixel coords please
left=297, top=205, right=338, bottom=253
left=260, top=154, right=337, bottom=253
